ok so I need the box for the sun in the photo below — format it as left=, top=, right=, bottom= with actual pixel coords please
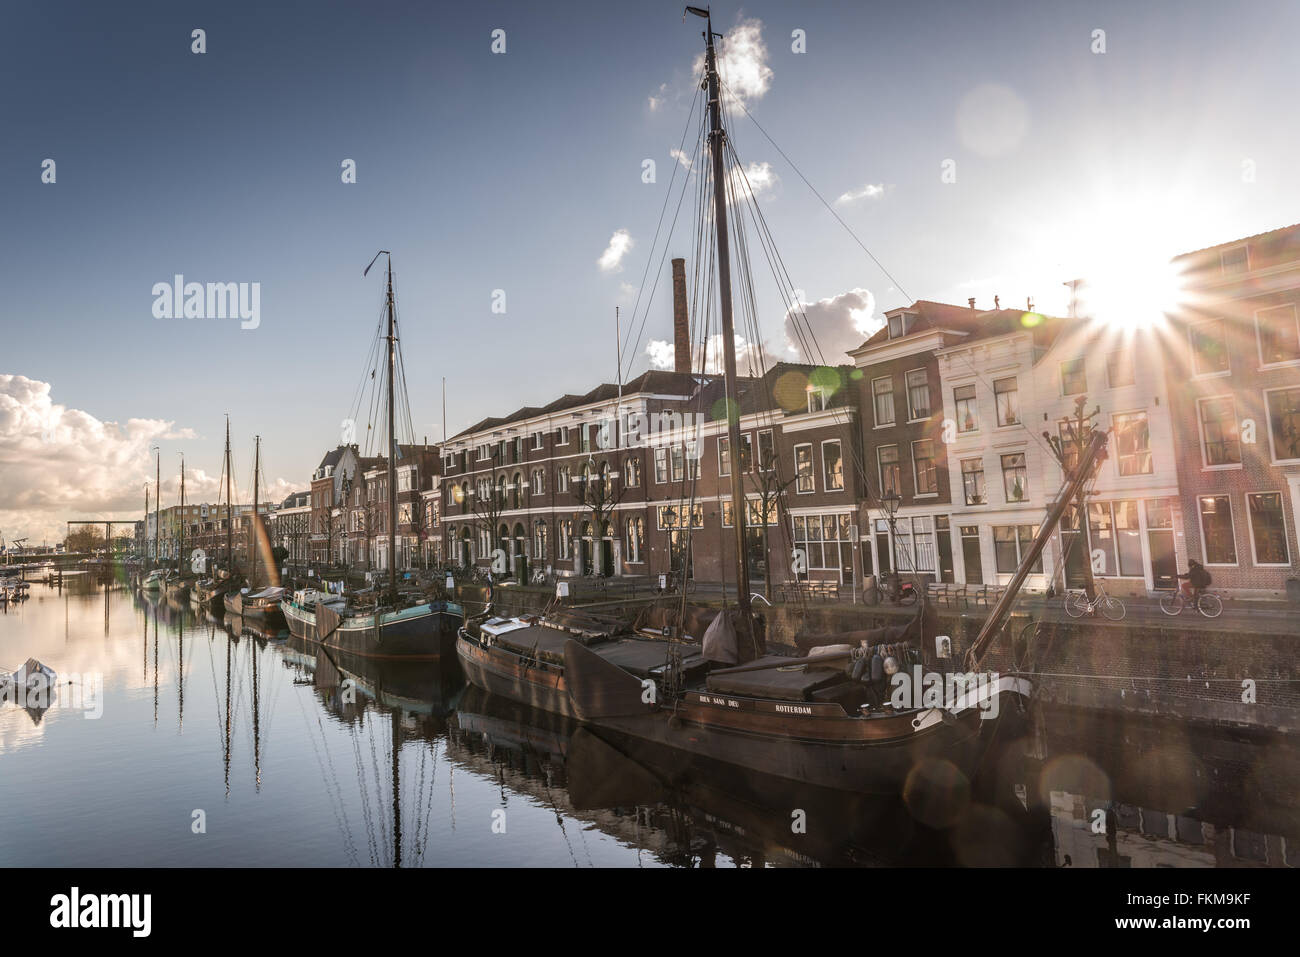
left=1075, top=250, right=1189, bottom=331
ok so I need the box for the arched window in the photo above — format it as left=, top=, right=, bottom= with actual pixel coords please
left=559, top=520, right=573, bottom=559
left=534, top=519, right=548, bottom=560
left=557, top=466, right=570, bottom=493
left=625, top=456, right=641, bottom=488
left=626, top=516, right=644, bottom=563
left=599, top=461, right=613, bottom=497
left=495, top=475, right=506, bottom=509
left=532, top=469, right=545, bottom=495
left=512, top=472, right=523, bottom=509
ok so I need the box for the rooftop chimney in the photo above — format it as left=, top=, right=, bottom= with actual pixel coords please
left=671, top=257, right=690, bottom=373
left=967, top=297, right=976, bottom=310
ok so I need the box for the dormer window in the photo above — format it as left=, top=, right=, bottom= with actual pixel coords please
left=807, top=386, right=830, bottom=413
left=887, top=312, right=915, bottom=339
left=1221, top=245, right=1249, bottom=275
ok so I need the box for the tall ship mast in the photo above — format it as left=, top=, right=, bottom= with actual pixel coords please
left=278, top=251, right=463, bottom=659
left=558, top=7, right=1105, bottom=795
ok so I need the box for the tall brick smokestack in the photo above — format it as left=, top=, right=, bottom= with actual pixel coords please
left=671, top=257, right=690, bottom=373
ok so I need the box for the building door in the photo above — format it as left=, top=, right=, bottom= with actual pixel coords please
left=874, top=519, right=892, bottom=580
left=1061, top=505, right=1089, bottom=588
left=960, top=526, right=983, bottom=584
left=936, top=516, right=955, bottom=583
left=1145, top=500, right=1177, bottom=589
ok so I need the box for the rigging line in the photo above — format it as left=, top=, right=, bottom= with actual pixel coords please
left=625, top=98, right=710, bottom=375
left=719, top=77, right=913, bottom=303
left=620, top=76, right=704, bottom=362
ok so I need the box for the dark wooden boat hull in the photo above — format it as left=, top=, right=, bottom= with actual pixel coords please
left=563, top=638, right=1031, bottom=794
left=456, top=633, right=573, bottom=716
left=282, top=600, right=462, bottom=660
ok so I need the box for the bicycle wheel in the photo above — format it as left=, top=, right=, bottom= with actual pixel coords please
left=1197, top=593, right=1223, bottom=618
left=1100, top=594, right=1126, bottom=621
left=1063, top=592, right=1088, bottom=618
left=1159, top=592, right=1183, bottom=616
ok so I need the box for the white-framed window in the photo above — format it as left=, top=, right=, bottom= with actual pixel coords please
left=887, top=312, right=914, bottom=339
left=625, top=456, right=641, bottom=488
left=994, top=377, right=1020, bottom=426
left=557, top=466, right=570, bottom=493
left=1257, top=303, right=1300, bottom=367
left=657, top=503, right=703, bottom=530
left=670, top=446, right=686, bottom=482
left=791, top=514, right=854, bottom=578
left=1106, top=352, right=1135, bottom=389
left=626, top=516, right=644, bottom=563
left=905, top=368, right=930, bottom=420
left=532, top=431, right=544, bottom=450
left=757, top=429, right=775, bottom=471
left=954, top=384, right=978, bottom=433
left=872, top=376, right=895, bottom=426
left=1247, top=492, right=1290, bottom=566
left=654, top=447, right=669, bottom=483
left=1198, top=494, right=1237, bottom=565
left=794, top=443, right=815, bottom=493
left=531, top=469, right=545, bottom=495
left=912, top=439, right=937, bottom=495
left=960, top=457, right=985, bottom=505
left=1112, top=410, right=1152, bottom=476
left=1196, top=396, right=1241, bottom=467
left=878, top=445, right=900, bottom=497
left=1060, top=357, right=1087, bottom=395
left=1265, top=386, right=1300, bottom=462
left=557, top=425, right=570, bottom=446
left=822, top=440, right=844, bottom=491
left=1001, top=452, right=1027, bottom=502
left=1188, top=318, right=1230, bottom=377
left=718, top=436, right=731, bottom=477
left=807, top=386, right=830, bottom=413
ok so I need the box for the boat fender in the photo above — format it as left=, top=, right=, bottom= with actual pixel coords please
left=870, top=653, right=883, bottom=684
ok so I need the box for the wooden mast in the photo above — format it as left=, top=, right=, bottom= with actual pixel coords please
left=385, top=258, right=398, bottom=600
left=224, top=417, right=233, bottom=575
left=694, top=6, right=753, bottom=637
left=252, top=436, right=260, bottom=589
left=179, top=453, right=185, bottom=573
left=154, top=449, right=160, bottom=569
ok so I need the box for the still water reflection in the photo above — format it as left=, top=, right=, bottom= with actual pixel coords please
left=1, top=577, right=1296, bottom=867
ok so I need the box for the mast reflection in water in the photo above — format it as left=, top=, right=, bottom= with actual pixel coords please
left=0, top=579, right=1296, bottom=867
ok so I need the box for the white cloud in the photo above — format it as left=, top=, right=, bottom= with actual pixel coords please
left=695, top=17, right=773, bottom=109
left=648, top=82, right=668, bottom=112
left=783, top=288, right=879, bottom=361
left=733, top=160, right=777, bottom=199
left=598, top=229, right=635, bottom=273
left=0, top=374, right=292, bottom=545
left=645, top=333, right=779, bottom=377
left=669, top=148, right=693, bottom=171
left=834, top=182, right=886, bottom=206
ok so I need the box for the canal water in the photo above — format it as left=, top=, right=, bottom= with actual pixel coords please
left=2, top=576, right=1296, bottom=867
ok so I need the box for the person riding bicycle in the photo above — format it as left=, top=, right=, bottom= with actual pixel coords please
left=1176, top=559, right=1211, bottom=601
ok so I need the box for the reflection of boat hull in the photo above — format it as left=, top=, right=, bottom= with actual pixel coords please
left=564, top=639, right=1031, bottom=795
left=281, top=599, right=462, bottom=660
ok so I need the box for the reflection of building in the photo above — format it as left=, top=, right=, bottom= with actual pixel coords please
left=1166, top=225, right=1300, bottom=598
left=1049, top=791, right=1292, bottom=868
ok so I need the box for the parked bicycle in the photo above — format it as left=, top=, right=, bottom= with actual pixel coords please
left=1158, top=588, right=1223, bottom=618
left=1063, top=578, right=1126, bottom=620
left=864, top=574, right=918, bottom=606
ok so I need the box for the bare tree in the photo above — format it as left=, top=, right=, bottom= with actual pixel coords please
left=571, top=453, right=629, bottom=576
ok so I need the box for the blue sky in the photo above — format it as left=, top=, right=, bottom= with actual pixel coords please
left=2, top=0, right=1297, bottom=540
